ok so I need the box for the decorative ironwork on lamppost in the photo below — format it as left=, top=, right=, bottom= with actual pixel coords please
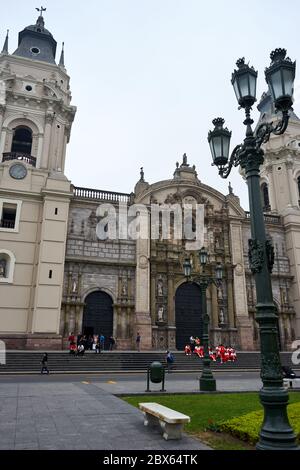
left=183, top=247, right=223, bottom=392
left=208, top=49, right=298, bottom=450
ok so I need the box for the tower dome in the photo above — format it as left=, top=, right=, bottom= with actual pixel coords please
left=13, top=7, right=57, bottom=64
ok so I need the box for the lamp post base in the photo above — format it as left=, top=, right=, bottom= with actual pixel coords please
left=256, top=386, right=299, bottom=450
left=199, top=376, right=216, bottom=392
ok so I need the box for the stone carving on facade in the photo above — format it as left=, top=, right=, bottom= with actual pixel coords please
left=235, top=263, right=243, bottom=276
left=219, top=309, right=225, bottom=325
left=45, top=112, right=55, bottom=124
left=150, top=196, right=158, bottom=204
left=164, top=191, right=182, bottom=205
left=139, top=255, right=148, bottom=269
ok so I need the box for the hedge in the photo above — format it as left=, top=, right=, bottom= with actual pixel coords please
left=219, top=403, right=300, bottom=446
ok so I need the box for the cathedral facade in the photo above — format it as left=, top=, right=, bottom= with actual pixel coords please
left=0, top=13, right=299, bottom=351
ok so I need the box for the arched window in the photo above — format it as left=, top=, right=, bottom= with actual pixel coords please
left=11, top=127, right=33, bottom=155
left=261, top=183, right=271, bottom=212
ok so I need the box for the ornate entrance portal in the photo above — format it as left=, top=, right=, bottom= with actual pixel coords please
left=175, top=282, right=203, bottom=350
left=83, top=291, right=113, bottom=345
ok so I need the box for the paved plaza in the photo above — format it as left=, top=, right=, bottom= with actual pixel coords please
left=0, top=377, right=211, bottom=450
left=0, top=371, right=298, bottom=450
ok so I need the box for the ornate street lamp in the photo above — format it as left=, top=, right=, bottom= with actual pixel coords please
left=208, top=49, right=298, bottom=450
left=183, top=249, right=223, bottom=391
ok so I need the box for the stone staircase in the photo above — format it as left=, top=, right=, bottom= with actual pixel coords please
left=0, top=351, right=297, bottom=374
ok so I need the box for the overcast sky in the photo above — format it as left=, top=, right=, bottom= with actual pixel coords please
left=2, top=0, right=300, bottom=209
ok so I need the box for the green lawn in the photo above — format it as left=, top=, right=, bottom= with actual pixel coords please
left=123, top=392, right=300, bottom=449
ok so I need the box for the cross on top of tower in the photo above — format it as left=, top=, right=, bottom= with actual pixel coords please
left=36, top=6, right=47, bottom=16
left=35, top=6, right=46, bottom=28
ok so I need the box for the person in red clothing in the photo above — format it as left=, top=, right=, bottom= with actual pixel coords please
left=68, top=332, right=75, bottom=344
left=219, top=344, right=226, bottom=363
left=209, top=347, right=217, bottom=362
left=184, top=344, right=192, bottom=355
left=69, top=342, right=77, bottom=355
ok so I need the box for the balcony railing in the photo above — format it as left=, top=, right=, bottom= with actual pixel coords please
left=0, top=219, right=15, bottom=229
left=2, top=152, right=37, bottom=167
left=73, top=186, right=131, bottom=203
left=245, top=211, right=281, bottom=224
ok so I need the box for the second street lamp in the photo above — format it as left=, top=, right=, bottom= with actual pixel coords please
left=183, top=249, right=223, bottom=392
left=208, top=48, right=298, bottom=450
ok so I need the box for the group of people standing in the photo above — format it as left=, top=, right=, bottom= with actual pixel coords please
left=185, top=336, right=237, bottom=363
left=68, top=332, right=116, bottom=355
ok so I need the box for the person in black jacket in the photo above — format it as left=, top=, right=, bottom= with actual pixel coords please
left=108, top=336, right=116, bottom=351
left=282, top=366, right=297, bottom=378
left=40, top=353, right=49, bottom=375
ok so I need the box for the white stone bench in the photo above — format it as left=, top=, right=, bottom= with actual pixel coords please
left=283, top=378, right=300, bottom=389
left=139, top=402, right=190, bottom=440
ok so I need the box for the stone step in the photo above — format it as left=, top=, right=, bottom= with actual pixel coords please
left=0, top=351, right=296, bottom=373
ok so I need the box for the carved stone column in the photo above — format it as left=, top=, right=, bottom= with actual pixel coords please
left=41, top=113, right=54, bottom=168
left=168, top=268, right=175, bottom=326
left=0, top=105, right=6, bottom=137
left=150, top=268, right=156, bottom=325
left=229, top=221, right=253, bottom=350
left=226, top=266, right=235, bottom=328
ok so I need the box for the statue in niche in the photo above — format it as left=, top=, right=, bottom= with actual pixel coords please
left=157, top=279, right=163, bottom=297
left=157, top=306, right=164, bottom=322
left=72, top=280, right=78, bottom=293
left=0, top=259, right=6, bottom=278
left=282, top=289, right=288, bottom=305
left=217, top=287, right=223, bottom=300
left=219, top=309, right=225, bottom=325
left=88, top=210, right=98, bottom=241
left=122, top=281, right=128, bottom=297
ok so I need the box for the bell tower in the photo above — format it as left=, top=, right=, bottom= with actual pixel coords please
left=0, top=9, right=77, bottom=349
left=258, top=92, right=300, bottom=340
left=0, top=8, right=76, bottom=171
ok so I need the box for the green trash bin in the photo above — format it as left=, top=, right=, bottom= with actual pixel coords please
left=150, top=361, right=164, bottom=383
left=146, top=361, right=165, bottom=392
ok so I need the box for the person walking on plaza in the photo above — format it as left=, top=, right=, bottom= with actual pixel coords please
left=40, top=353, right=49, bottom=375
left=166, top=350, right=174, bottom=373
left=136, top=332, right=141, bottom=352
